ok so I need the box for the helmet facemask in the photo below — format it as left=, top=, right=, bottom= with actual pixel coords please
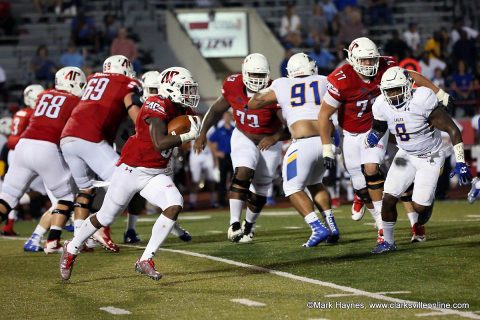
left=348, top=54, right=379, bottom=77
left=381, top=81, right=412, bottom=109
left=178, top=82, right=200, bottom=108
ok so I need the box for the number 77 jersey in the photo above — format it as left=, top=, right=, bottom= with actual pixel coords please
left=323, top=57, right=397, bottom=133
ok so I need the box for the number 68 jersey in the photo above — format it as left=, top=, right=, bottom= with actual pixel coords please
left=222, top=74, right=281, bottom=135
left=372, top=87, right=443, bottom=156
left=21, top=89, right=80, bottom=145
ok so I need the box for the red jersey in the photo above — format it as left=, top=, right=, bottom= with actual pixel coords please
left=119, top=96, right=194, bottom=169
left=222, top=74, right=281, bottom=135
left=21, top=89, right=80, bottom=145
left=7, top=107, right=34, bottom=150
left=61, top=72, right=141, bottom=144
left=325, top=56, right=397, bottom=133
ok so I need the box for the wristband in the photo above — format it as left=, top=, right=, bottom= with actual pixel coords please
left=323, top=144, right=334, bottom=158
left=453, top=142, right=465, bottom=163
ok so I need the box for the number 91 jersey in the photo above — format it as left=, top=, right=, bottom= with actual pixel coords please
left=21, top=89, right=80, bottom=145
left=61, top=73, right=141, bottom=145
left=222, top=74, right=281, bottom=135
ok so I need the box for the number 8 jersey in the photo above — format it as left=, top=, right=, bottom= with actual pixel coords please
left=62, top=73, right=141, bottom=144
left=21, top=89, right=80, bottom=145
left=222, top=74, right=281, bottom=135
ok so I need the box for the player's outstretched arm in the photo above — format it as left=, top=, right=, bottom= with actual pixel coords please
left=248, top=88, right=277, bottom=109
left=408, top=71, right=453, bottom=108
left=318, top=101, right=336, bottom=169
left=148, top=117, right=183, bottom=151
left=193, top=95, right=230, bottom=154
left=428, top=106, right=472, bottom=185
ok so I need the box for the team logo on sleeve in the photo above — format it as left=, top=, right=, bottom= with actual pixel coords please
left=326, top=80, right=340, bottom=97
left=146, top=101, right=165, bottom=114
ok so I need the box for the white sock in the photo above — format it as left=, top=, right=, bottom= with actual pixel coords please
left=245, top=208, right=260, bottom=224
left=50, top=225, right=62, bottom=231
left=407, top=212, right=419, bottom=227
left=67, top=218, right=99, bottom=254
left=382, top=221, right=396, bottom=244
left=74, top=219, right=84, bottom=237
left=8, top=209, right=17, bottom=220
left=369, top=203, right=383, bottom=230
left=140, top=215, right=176, bottom=261
left=304, top=212, right=319, bottom=224
left=190, top=193, right=197, bottom=205
left=229, top=199, right=244, bottom=225
left=19, top=194, right=30, bottom=205
left=322, top=209, right=335, bottom=230
left=126, top=214, right=138, bottom=231
left=33, top=225, right=47, bottom=237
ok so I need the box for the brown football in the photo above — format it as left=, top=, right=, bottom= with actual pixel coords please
left=168, top=115, right=191, bottom=135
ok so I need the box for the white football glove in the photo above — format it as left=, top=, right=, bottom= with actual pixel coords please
left=180, top=116, right=201, bottom=143
left=436, top=89, right=450, bottom=107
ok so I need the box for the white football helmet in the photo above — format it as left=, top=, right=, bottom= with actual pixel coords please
left=346, top=37, right=380, bottom=77
left=380, top=66, right=413, bottom=109
left=55, top=67, right=86, bottom=97
left=103, top=55, right=135, bottom=78
left=286, top=53, right=318, bottom=78
left=242, top=53, right=270, bottom=92
left=23, top=84, right=45, bottom=108
left=159, top=67, right=200, bottom=108
left=141, top=70, right=161, bottom=101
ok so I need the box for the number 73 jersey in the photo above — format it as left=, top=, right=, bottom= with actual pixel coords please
left=372, top=87, right=443, bottom=156
left=21, top=89, right=80, bottom=145
left=222, top=74, right=281, bottom=135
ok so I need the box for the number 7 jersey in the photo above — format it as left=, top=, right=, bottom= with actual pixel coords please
left=222, top=74, right=281, bottom=135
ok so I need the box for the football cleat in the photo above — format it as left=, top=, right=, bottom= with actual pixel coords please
left=124, top=228, right=141, bottom=244
left=63, top=220, right=75, bottom=232
left=44, top=239, right=63, bottom=254
left=372, top=241, right=397, bottom=254
left=178, top=230, right=192, bottom=242
left=227, top=221, right=243, bottom=242
left=23, top=233, right=43, bottom=252
left=376, top=229, right=384, bottom=244
left=303, top=220, right=330, bottom=247
left=59, top=241, right=77, bottom=280
left=411, top=223, right=426, bottom=243
left=238, top=220, right=255, bottom=243
left=331, top=198, right=340, bottom=209
left=92, top=227, right=119, bottom=252
left=467, top=177, right=479, bottom=204
left=134, top=259, right=162, bottom=281
left=351, top=194, right=366, bottom=221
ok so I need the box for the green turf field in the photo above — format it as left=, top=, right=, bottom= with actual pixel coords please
left=1, top=201, right=479, bottom=320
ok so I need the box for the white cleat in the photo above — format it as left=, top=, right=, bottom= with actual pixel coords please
left=351, top=194, right=366, bottom=221
left=238, top=220, right=255, bottom=243
left=44, top=239, right=64, bottom=254
left=227, top=222, right=243, bottom=242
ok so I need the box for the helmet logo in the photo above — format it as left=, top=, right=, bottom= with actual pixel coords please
left=65, top=70, right=80, bottom=81
left=121, top=59, right=131, bottom=68
left=161, top=70, right=179, bottom=83
left=349, top=41, right=359, bottom=52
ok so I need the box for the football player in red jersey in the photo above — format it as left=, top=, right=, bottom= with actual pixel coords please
left=318, top=37, right=451, bottom=242
left=0, top=67, right=86, bottom=253
left=60, top=55, right=143, bottom=251
left=1, top=84, right=43, bottom=236
left=194, top=53, right=287, bottom=243
left=60, top=67, right=201, bottom=281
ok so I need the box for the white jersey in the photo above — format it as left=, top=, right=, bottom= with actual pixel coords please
left=270, top=75, right=328, bottom=127
left=372, top=87, right=442, bottom=157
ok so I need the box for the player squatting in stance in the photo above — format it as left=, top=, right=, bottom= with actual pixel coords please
left=194, top=53, right=285, bottom=243
left=249, top=53, right=340, bottom=247
left=60, top=67, right=201, bottom=281
left=366, top=67, right=472, bottom=253
left=318, top=37, right=452, bottom=242
left=0, top=67, right=86, bottom=253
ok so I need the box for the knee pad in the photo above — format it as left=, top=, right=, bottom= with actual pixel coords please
left=74, top=192, right=96, bottom=210
left=247, top=192, right=267, bottom=212
left=362, top=165, right=385, bottom=190
left=52, top=200, right=74, bottom=218
left=127, top=193, right=146, bottom=215
left=230, top=169, right=253, bottom=198
left=400, top=183, right=414, bottom=202
left=354, top=188, right=372, bottom=204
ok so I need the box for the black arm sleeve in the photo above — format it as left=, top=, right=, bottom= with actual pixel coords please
left=131, top=92, right=143, bottom=107
left=372, top=119, right=388, bottom=134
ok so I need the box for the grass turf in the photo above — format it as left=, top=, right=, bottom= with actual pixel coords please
left=1, top=200, right=479, bottom=320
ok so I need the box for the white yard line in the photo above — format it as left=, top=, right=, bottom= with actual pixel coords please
left=99, top=306, right=131, bottom=315
left=325, top=291, right=411, bottom=297
left=230, top=298, right=266, bottom=307
left=206, top=230, right=223, bottom=234
left=3, top=237, right=479, bottom=319
left=416, top=311, right=452, bottom=317
left=284, top=226, right=303, bottom=230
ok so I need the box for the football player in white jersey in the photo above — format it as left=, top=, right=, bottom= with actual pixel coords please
left=248, top=53, right=339, bottom=247
left=366, top=67, right=471, bottom=253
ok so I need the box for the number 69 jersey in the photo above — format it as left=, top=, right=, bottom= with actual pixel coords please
left=269, top=75, right=328, bottom=127
left=21, top=89, right=80, bottom=145
left=372, top=87, right=442, bottom=156
left=222, top=74, right=281, bottom=135
left=62, top=73, right=141, bottom=145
